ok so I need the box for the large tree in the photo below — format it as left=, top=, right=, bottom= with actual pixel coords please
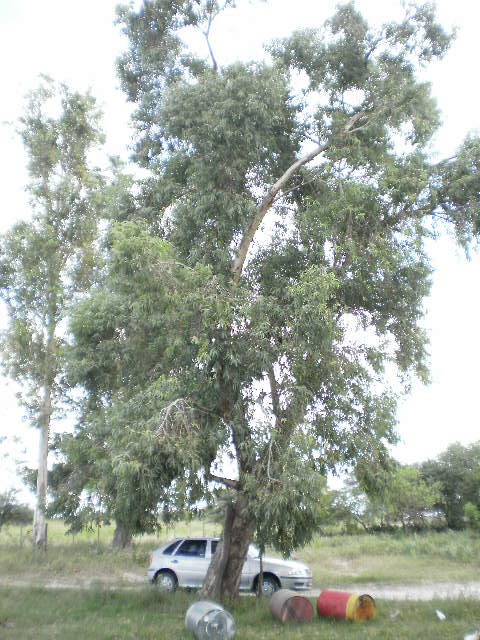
left=67, top=0, right=480, bottom=598
left=0, top=79, right=105, bottom=547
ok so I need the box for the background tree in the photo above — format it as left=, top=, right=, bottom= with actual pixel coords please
left=62, top=0, right=480, bottom=599
left=0, top=79, right=105, bottom=547
left=420, top=441, right=480, bottom=529
left=379, top=466, right=443, bottom=530
left=331, top=475, right=378, bottom=532
left=0, top=490, right=32, bottom=531
left=48, top=222, right=204, bottom=547
left=334, top=462, right=443, bottom=532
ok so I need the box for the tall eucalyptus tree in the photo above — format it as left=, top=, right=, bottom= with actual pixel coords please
left=0, top=79, right=105, bottom=547
left=68, top=0, right=480, bottom=597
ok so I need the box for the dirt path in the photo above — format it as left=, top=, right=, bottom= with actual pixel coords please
left=2, top=575, right=480, bottom=600
left=307, top=583, right=480, bottom=601
left=0, top=573, right=145, bottom=592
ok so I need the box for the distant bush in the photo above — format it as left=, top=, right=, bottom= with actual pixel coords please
left=0, top=490, right=32, bottom=529
left=464, top=502, right=480, bottom=532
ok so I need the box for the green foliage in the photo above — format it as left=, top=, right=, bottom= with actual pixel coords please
left=433, top=136, right=480, bottom=245
left=420, top=441, right=480, bottom=529
left=59, top=0, right=480, bottom=587
left=379, top=466, right=443, bottom=529
left=464, top=502, right=480, bottom=533
left=0, top=78, right=105, bottom=421
left=248, top=437, right=332, bottom=556
left=0, top=491, right=32, bottom=529
left=50, top=222, right=214, bottom=535
left=334, top=463, right=443, bottom=532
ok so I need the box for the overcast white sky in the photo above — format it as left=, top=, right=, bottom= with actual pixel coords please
left=0, top=0, right=479, bottom=502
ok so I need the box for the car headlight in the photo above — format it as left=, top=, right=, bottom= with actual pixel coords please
left=287, top=568, right=309, bottom=577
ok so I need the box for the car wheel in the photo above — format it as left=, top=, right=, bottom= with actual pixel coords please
left=261, top=575, right=279, bottom=598
left=155, top=570, right=177, bottom=593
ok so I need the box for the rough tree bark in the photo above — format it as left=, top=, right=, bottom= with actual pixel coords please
left=111, top=520, right=133, bottom=548
left=198, top=493, right=254, bottom=602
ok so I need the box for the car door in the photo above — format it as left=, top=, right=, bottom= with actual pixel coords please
left=240, top=547, right=258, bottom=590
left=172, top=539, right=209, bottom=587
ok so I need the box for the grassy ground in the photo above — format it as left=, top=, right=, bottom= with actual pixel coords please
left=0, top=519, right=222, bottom=584
left=1, top=520, right=480, bottom=587
left=303, top=529, right=480, bottom=585
left=0, top=586, right=479, bottom=639
left=1, top=522, right=480, bottom=638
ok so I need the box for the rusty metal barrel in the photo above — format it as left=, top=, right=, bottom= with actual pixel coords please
left=184, top=601, right=236, bottom=640
left=269, top=589, right=314, bottom=624
left=316, top=590, right=375, bottom=622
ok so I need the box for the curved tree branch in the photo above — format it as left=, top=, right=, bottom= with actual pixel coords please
left=208, top=473, right=240, bottom=489
left=231, top=110, right=368, bottom=283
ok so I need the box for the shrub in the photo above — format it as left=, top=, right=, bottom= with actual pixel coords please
left=464, top=502, right=480, bottom=532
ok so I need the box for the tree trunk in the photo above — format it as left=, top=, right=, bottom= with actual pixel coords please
left=199, top=493, right=254, bottom=601
left=34, top=311, right=56, bottom=550
left=33, top=381, right=52, bottom=549
left=111, top=520, right=133, bottom=549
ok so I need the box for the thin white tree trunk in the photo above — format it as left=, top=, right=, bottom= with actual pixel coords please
left=34, top=319, right=55, bottom=549
left=33, top=388, right=50, bottom=548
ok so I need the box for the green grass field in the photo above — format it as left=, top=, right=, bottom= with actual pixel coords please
left=1, top=521, right=480, bottom=638
left=0, top=587, right=479, bottom=639
left=1, top=520, right=480, bottom=587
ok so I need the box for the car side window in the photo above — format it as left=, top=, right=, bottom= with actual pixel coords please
left=176, top=539, right=207, bottom=558
left=211, top=541, right=218, bottom=556
left=163, top=541, right=180, bottom=556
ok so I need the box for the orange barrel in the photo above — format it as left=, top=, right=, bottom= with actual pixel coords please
left=269, top=589, right=314, bottom=625
left=316, top=590, right=375, bottom=622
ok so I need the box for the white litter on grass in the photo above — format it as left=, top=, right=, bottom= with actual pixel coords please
left=390, top=609, right=400, bottom=620
left=435, top=609, right=446, bottom=621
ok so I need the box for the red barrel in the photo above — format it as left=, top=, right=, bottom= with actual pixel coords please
left=317, top=590, right=375, bottom=622
left=269, top=589, right=314, bottom=624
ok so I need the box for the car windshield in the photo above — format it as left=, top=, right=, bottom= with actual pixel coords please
left=247, top=544, right=260, bottom=558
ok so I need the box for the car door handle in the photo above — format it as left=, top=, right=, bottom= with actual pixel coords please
left=171, top=559, right=178, bottom=564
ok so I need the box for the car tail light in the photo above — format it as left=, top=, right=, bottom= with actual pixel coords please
left=149, top=554, right=153, bottom=566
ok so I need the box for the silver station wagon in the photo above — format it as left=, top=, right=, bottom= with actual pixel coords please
left=148, top=537, right=312, bottom=596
